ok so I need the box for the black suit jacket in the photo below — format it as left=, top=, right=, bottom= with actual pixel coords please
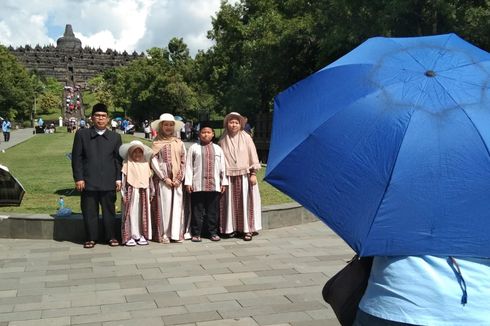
left=71, top=127, right=122, bottom=191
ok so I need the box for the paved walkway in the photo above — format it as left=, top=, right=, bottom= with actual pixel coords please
left=0, top=222, right=353, bottom=326
left=0, top=128, right=35, bottom=152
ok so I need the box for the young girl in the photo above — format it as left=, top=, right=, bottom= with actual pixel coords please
left=151, top=113, right=188, bottom=243
left=119, top=140, right=153, bottom=246
left=219, top=112, right=262, bottom=241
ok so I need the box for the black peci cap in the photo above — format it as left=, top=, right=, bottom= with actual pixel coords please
left=92, top=103, right=108, bottom=115
left=199, top=121, right=214, bottom=131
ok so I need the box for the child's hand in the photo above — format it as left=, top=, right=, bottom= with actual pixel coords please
left=249, top=174, right=257, bottom=186
left=186, top=185, right=193, bottom=193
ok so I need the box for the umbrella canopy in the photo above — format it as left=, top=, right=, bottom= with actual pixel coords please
left=265, top=33, right=490, bottom=258
left=0, top=164, right=25, bottom=207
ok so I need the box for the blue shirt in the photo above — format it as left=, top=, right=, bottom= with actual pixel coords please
left=2, top=121, right=11, bottom=132
left=359, top=256, right=490, bottom=325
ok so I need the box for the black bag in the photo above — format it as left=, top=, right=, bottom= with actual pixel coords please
left=322, top=255, right=373, bottom=326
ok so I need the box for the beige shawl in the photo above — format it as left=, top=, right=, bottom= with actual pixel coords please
left=152, top=136, right=183, bottom=179
left=219, top=117, right=261, bottom=176
left=122, top=147, right=152, bottom=188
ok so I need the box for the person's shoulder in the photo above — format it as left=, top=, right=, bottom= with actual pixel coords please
left=103, top=128, right=117, bottom=135
left=242, top=130, right=253, bottom=139
left=189, top=143, right=199, bottom=150
left=213, top=143, right=223, bottom=151
left=76, top=127, right=91, bottom=135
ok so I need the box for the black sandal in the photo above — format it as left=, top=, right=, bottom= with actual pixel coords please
left=243, top=233, right=253, bottom=241
left=191, top=236, right=202, bottom=242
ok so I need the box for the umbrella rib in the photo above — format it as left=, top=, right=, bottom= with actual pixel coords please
left=435, top=73, right=490, bottom=89
left=428, top=33, right=454, bottom=71
left=360, top=109, right=416, bottom=255
left=434, top=79, right=490, bottom=159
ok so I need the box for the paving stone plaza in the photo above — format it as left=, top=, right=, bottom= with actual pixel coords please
left=0, top=221, right=353, bottom=326
left=0, top=129, right=353, bottom=325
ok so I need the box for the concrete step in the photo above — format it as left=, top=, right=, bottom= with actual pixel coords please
left=0, top=203, right=317, bottom=241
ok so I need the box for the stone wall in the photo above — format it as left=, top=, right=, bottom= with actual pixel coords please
left=9, top=45, right=142, bottom=87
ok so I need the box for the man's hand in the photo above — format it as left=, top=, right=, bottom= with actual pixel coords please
left=186, top=185, right=193, bottom=193
left=116, top=181, right=122, bottom=192
left=221, top=185, right=227, bottom=194
left=75, top=180, right=85, bottom=192
left=249, top=174, right=257, bottom=186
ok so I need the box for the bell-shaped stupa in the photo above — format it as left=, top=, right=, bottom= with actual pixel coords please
left=56, top=24, right=82, bottom=51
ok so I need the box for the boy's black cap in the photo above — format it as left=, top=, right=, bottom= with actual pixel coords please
left=199, top=121, right=214, bottom=131
left=92, top=103, right=108, bottom=115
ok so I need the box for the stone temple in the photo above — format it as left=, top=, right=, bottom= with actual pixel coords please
left=9, top=24, right=143, bottom=87
left=8, top=24, right=143, bottom=122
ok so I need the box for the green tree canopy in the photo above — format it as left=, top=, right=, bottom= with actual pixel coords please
left=0, top=46, right=35, bottom=120
left=203, top=0, right=490, bottom=120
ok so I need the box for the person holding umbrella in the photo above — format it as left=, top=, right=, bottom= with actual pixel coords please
left=265, top=33, right=490, bottom=325
left=354, top=256, right=490, bottom=325
left=71, top=103, right=122, bottom=249
left=218, top=112, right=262, bottom=241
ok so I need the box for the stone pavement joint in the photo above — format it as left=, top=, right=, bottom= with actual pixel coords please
left=0, top=221, right=352, bottom=325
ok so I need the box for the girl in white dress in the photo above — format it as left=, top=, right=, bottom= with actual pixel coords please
left=119, top=140, right=153, bottom=246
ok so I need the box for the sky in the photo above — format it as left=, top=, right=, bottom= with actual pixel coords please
left=0, top=0, right=237, bottom=56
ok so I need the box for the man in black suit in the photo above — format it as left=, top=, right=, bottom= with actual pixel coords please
left=72, top=103, right=122, bottom=248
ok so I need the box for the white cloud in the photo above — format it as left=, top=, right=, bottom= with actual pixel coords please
left=0, top=0, right=238, bottom=56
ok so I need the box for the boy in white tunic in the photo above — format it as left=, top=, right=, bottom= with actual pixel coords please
left=185, top=123, right=228, bottom=242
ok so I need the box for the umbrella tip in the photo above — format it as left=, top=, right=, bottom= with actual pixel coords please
left=425, top=70, right=436, bottom=77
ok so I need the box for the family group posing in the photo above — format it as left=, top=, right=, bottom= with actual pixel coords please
left=71, top=103, right=261, bottom=249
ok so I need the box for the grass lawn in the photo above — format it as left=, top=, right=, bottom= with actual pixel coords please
left=0, top=131, right=292, bottom=215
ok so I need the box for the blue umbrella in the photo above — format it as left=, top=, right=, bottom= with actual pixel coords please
left=265, top=34, right=490, bottom=258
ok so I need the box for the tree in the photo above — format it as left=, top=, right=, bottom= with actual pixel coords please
left=87, top=75, right=115, bottom=110
left=101, top=40, right=201, bottom=123
left=0, top=46, right=34, bottom=121
left=204, top=0, right=490, bottom=120
left=37, top=76, right=62, bottom=115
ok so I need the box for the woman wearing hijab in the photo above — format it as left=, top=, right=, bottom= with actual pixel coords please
left=151, top=113, right=188, bottom=243
left=219, top=112, right=262, bottom=241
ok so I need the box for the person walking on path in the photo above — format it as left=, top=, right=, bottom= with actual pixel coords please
left=71, top=103, right=122, bottom=249
left=143, top=120, right=151, bottom=139
left=151, top=113, right=188, bottom=243
left=184, top=122, right=228, bottom=242
left=218, top=112, right=262, bottom=241
left=119, top=140, right=153, bottom=246
left=2, top=118, right=11, bottom=142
